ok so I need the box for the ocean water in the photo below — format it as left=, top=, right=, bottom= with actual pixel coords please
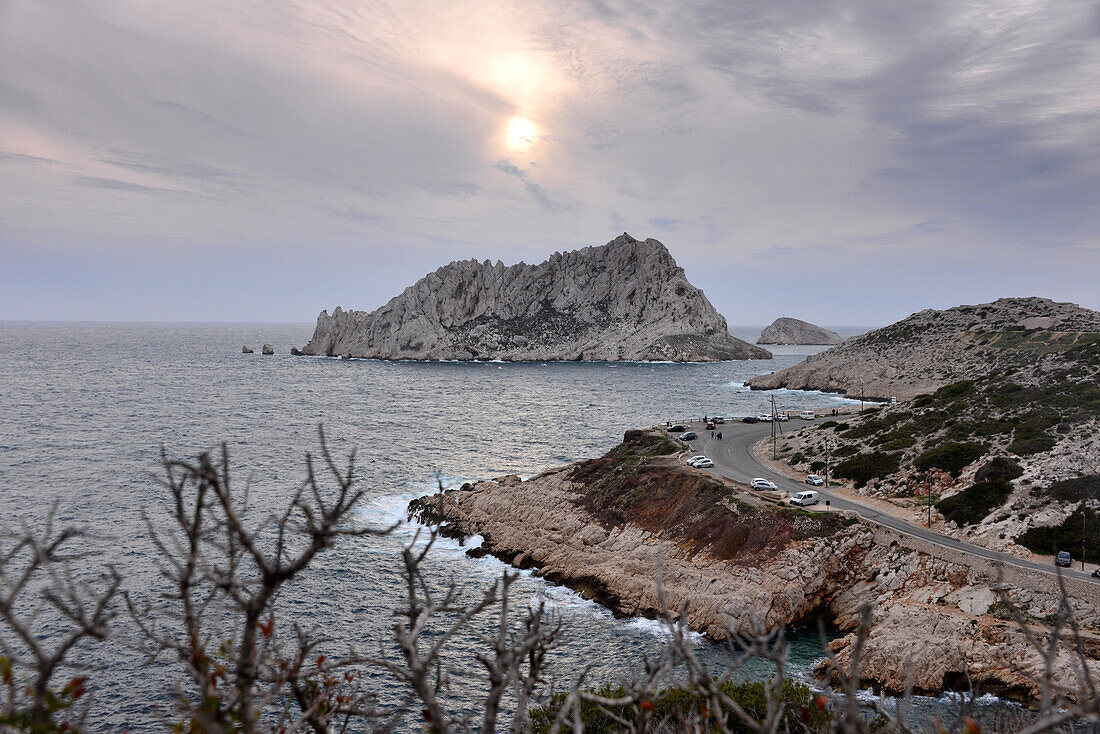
left=0, top=322, right=1023, bottom=730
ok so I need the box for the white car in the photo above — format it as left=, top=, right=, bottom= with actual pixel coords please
left=805, top=474, right=825, bottom=486
left=750, top=478, right=778, bottom=491
left=775, top=413, right=789, bottom=422
left=791, top=490, right=820, bottom=506
left=686, top=455, right=708, bottom=466
left=799, top=411, right=816, bottom=420
left=693, top=458, right=714, bottom=468
left=757, top=414, right=773, bottom=422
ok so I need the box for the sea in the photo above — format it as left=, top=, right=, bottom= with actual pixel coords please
left=0, top=322, right=1036, bottom=731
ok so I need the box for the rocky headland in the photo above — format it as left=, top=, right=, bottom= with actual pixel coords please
left=757, top=317, right=843, bottom=345
left=296, top=234, right=771, bottom=362
left=747, top=297, right=1100, bottom=400
left=408, top=429, right=1100, bottom=704
left=752, top=297, right=1100, bottom=565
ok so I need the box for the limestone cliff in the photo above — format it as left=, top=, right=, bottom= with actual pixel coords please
left=297, top=234, right=771, bottom=361
left=757, top=317, right=842, bottom=345
left=747, top=297, right=1100, bottom=400
left=409, top=429, right=1100, bottom=704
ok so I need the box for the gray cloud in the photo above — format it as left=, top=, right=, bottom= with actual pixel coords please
left=0, top=0, right=1097, bottom=322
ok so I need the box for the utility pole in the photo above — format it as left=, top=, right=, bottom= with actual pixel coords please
left=1084, top=510, right=1087, bottom=571
left=927, top=470, right=932, bottom=528
left=771, top=395, right=778, bottom=459
left=860, top=381, right=865, bottom=413
left=824, top=438, right=830, bottom=487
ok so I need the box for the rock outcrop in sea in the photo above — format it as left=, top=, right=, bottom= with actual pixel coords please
left=296, top=234, right=771, bottom=362
left=261, top=344, right=274, bottom=355
left=747, top=297, right=1100, bottom=400
left=242, top=345, right=254, bottom=354
left=408, top=430, right=1100, bottom=704
left=757, top=317, right=842, bottom=345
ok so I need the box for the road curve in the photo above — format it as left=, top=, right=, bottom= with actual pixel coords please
left=679, top=419, right=1094, bottom=583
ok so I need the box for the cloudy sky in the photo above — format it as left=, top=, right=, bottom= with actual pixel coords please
left=2, top=0, right=1098, bottom=325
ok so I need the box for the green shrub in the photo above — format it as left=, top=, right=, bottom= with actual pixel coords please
left=974, top=456, right=1023, bottom=483
left=935, top=479, right=1013, bottom=526
left=833, top=444, right=858, bottom=458
left=1017, top=507, right=1099, bottom=565
left=834, top=452, right=900, bottom=487
left=1009, top=435, right=1057, bottom=456
left=933, top=380, right=976, bottom=402
left=809, top=460, right=826, bottom=473
left=1045, top=475, right=1100, bottom=503
left=819, top=421, right=838, bottom=429
left=915, top=442, right=987, bottom=478
left=529, top=678, right=828, bottom=734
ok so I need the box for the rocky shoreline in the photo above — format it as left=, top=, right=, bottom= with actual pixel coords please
left=408, top=429, right=1100, bottom=705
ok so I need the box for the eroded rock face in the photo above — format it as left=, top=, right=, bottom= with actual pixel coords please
left=297, top=234, right=771, bottom=362
left=758, top=317, right=842, bottom=345
left=408, top=443, right=1100, bottom=704
left=747, top=297, right=1100, bottom=399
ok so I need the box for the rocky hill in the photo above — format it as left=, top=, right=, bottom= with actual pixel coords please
left=409, top=430, right=1100, bottom=704
left=748, top=297, right=1100, bottom=400
left=757, top=317, right=842, bottom=345
left=758, top=297, right=1100, bottom=562
left=296, top=234, right=771, bottom=362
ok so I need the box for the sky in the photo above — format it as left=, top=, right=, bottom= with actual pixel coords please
left=1, top=0, right=1098, bottom=326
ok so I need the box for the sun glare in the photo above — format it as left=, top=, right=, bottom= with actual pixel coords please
left=506, top=117, right=538, bottom=151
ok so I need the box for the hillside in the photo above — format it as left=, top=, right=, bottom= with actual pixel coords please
left=760, top=298, right=1100, bottom=560
left=748, top=297, right=1100, bottom=400
left=295, top=234, right=771, bottom=361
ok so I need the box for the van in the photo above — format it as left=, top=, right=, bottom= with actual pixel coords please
left=790, top=490, right=820, bottom=506
left=799, top=411, right=815, bottom=420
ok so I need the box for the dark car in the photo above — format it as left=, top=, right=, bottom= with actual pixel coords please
left=667, top=424, right=686, bottom=433
left=1092, top=568, right=1100, bottom=579
left=1056, top=551, right=1072, bottom=567
left=741, top=416, right=759, bottom=424
left=680, top=432, right=698, bottom=440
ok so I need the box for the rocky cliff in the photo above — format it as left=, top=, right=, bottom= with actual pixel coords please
left=747, top=297, right=1100, bottom=399
left=297, top=234, right=771, bottom=361
left=408, top=430, right=1100, bottom=704
left=757, top=317, right=842, bottom=345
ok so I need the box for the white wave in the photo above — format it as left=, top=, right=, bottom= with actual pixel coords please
left=624, top=616, right=705, bottom=643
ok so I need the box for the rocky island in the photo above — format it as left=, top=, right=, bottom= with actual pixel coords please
left=757, top=317, right=843, bottom=345
left=295, top=234, right=771, bottom=362
left=409, top=429, right=1100, bottom=704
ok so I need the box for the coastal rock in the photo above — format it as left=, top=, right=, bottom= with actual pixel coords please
left=757, top=317, right=842, bottom=345
left=296, top=234, right=771, bottom=362
left=747, top=297, right=1100, bottom=400
left=242, top=345, right=254, bottom=354
left=261, top=344, right=274, bottom=355
left=408, top=430, right=1100, bottom=704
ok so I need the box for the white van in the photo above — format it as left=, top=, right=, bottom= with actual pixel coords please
left=790, top=490, right=820, bottom=506
left=798, top=410, right=815, bottom=420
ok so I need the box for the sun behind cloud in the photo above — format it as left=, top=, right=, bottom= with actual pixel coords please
left=506, top=116, right=538, bottom=151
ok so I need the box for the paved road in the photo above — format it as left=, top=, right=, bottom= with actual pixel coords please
left=679, top=419, right=1095, bottom=584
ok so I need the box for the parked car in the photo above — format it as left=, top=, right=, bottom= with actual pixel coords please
left=1056, top=551, right=1072, bottom=568
left=714, top=417, right=725, bottom=424
left=667, top=424, right=686, bottom=433
left=805, top=474, right=825, bottom=486
left=680, top=431, right=698, bottom=441
left=776, top=413, right=789, bottom=421
left=750, top=478, right=778, bottom=491
left=693, top=458, right=714, bottom=468
left=686, top=455, right=708, bottom=466
left=741, top=416, right=759, bottom=424
left=757, top=414, right=773, bottom=422
left=799, top=411, right=816, bottom=420
left=790, top=490, right=820, bottom=506
left=1092, top=568, right=1100, bottom=579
